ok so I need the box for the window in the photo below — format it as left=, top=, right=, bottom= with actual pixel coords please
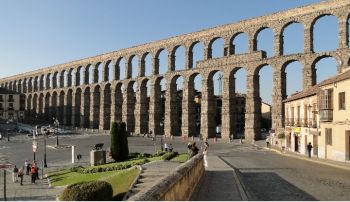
left=0, top=95, right=3, bottom=101
left=319, top=89, right=333, bottom=109
left=0, top=103, right=2, bottom=109
left=339, top=92, right=346, bottom=110
left=326, top=128, right=332, bottom=145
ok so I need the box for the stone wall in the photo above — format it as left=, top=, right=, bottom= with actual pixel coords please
left=130, top=154, right=204, bottom=201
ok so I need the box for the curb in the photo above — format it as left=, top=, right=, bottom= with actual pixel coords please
left=256, top=145, right=350, bottom=172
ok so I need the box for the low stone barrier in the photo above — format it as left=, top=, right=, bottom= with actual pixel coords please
left=130, top=154, right=205, bottom=201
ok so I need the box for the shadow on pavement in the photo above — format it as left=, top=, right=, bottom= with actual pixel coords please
left=237, top=171, right=317, bottom=201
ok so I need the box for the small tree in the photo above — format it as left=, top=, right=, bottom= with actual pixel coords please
left=110, top=122, right=120, bottom=161
left=110, top=121, right=129, bottom=162
left=119, top=122, right=129, bottom=160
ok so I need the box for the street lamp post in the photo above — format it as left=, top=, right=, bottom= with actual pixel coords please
left=44, top=131, right=48, bottom=167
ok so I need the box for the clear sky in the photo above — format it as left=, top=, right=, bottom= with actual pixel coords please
left=0, top=0, right=341, bottom=104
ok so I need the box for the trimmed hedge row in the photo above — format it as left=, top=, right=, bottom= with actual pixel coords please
left=75, top=159, right=149, bottom=174
left=60, top=180, right=113, bottom=201
left=162, top=151, right=179, bottom=160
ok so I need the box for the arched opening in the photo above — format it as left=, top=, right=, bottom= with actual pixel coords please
left=210, top=37, right=224, bottom=58
left=26, top=94, right=32, bottom=118
left=190, top=41, right=204, bottom=69
left=39, top=75, right=44, bottom=90
left=74, top=88, right=82, bottom=127
left=113, top=83, right=124, bottom=123
left=257, top=65, right=273, bottom=137
left=282, top=22, right=304, bottom=55
left=232, top=67, right=247, bottom=138
left=46, top=74, right=51, bottom=90
left=105, top=60, right=114, bottom=82
left=124, top=81, right=136, bottom=132
left=67, top=69, right=73, bottom=87
left=174, top=46, right=185, bottom=71
left=34, top=77, right=38, bottom=92
left=75, top=66, right=82, bottom=86
left=256, top=27, right=274, bottom=57
left=66, top=89, right=73, bottom=126
left=313, top=56, right=338, bottom=84
left=313, top=15, right=339, bottom=52
left=117, top=58, right=126, bottom=81
left=83, top=65, right=90, bottom=85
left=102, top=84, right=111, bottom=130
left=51, top=92, right=58, bottom=121
left=59, top=71, right=65, bottom=88
left=150, top=77, right=166, bottom=136
left=348, top=16, right=350, bottom=48
left=38, top=93, right=44, bottom=118
left=130, top=55, right=139, bottom=79
left=18, top=80, right=22, bottom=93
left=136, top=79, right=150, bottom=134
left=157, top=49, right=168, bottom=75
left=231, top=32, right=249, bottom=55
left=23, top=79, right=27, bottom=93
left=83, top=87, right=91, bottom=128
left=92, top=62, right=101, bottom=84
left=58, top=91, right=65, bottom=124
left=45, top=93, right=50, bottom=119
left=282, top=61, right=303, bottom=98
left=32, top=94, right=38, bottom=119
left=143, top=53, right=153, bottom=77
left=53, top=72, right=59, bottom=89
left=91, top=85, right=101, bottom=129
left=185, top=73, right=202, bottom=137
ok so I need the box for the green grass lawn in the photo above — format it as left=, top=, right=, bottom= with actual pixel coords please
left=171, top=153, right=189, bottom=163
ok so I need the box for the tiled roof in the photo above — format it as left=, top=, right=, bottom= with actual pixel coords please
left=318, top=68, right=350, bottom=87
left=283, top=85, right=320, bottom=103
left=0, top=88, right=20, bottom=94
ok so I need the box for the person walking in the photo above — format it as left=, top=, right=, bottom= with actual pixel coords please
left=24, top=160, right=29, bottom=175
left=12, top=165, right=19, bottom=182
left=18, top=167, right=24, bottom=185
left=307, top=142, right=313, bottom=158
left=168, top=143, right=173, bottom=152
left=266, top=137, right=270, bottom=148
left=30, top=164, right=38, bottom=184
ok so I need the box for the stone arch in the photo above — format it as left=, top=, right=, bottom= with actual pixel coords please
left=32, top=93, right=38, bottom=115
left=65, top=89, right=73, bottom=126
left=75, top=66, right=82, bottom=86
left=141, top=52, right=152, bottom=77
left=59, top=70, right=65, bottom=88
left=124, top=80, right=136, bottom=132
left=104, top=60, right=113, bottom=82
left=51, top=91, right=58, bottom=120
left=67, top=68, right=73, bottom=87
left=38, top=93, right=44, bottom=116
left=116, top=57, right=126, bottom=80
left=311, top=55, right=340, bottom=85
left=45, top=73, right=51, bottom=90
left=208, top=36, right=225, bottom=59
left=281, top=21, right=304, bottom=55
left=189, top=41, right=204, bottom=69
left=18, top=79, right=22, bottom=93
left=44, top=92, right=51, bottom=119
left=58, top=90, right=65, bottom=124
left=281, top=60, right=303, bottom=98
left=135, top=78, right=150, bottom=134
left=155, top=48, right=168, bottom=75
left=34, top=76, right=39, bottom=92
left=53, top=72, right=59, bottom=89
left=171, top=45, right=186, bottom=71
left=254, top=26, right=275, bottom=57
left=82, top=87, right=91, bottom=128
left=113, top=82, right=124, bottom=123
left=26, top=94, right=32, bottom=113
left=72, top=88, right=82, bottom=126
left=101, top=83, right=111, bottom=130
left=128, top=55, right=139, bottom=79
left=83, top=64, right=91, bottom=85
left=230, top=32, right=249, bottom=55
left=93, top=62, right=102, bottom=84
left=311, top=14, right=339, bottom=52
left=91, top=85, right=101, bottom=129
left=39, top=75, right=44, bottom=90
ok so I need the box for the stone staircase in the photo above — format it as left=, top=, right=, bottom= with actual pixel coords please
left=125, top=161, right=181, bottom=200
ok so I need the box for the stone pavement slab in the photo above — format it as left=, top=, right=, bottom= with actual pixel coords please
left=191, top=155, right=245, bottom=201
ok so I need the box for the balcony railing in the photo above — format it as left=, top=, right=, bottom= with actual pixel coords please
left=308, top=119, right=318, bottom=128
left=319, top=109, right=333, bottom=122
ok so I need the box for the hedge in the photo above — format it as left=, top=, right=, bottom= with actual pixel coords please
left=75, top=159, right=149, bottom=174
left=162, top=151, right=179, bottom=160
left=59, top=180, right=113, bottom=201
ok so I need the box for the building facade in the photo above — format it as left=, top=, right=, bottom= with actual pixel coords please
left=0, top=88, right=24, bottom=122
left=284, top=70, right=350, bottom=162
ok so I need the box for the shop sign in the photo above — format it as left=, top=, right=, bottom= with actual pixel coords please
left=293, top=127, right=301, bottom=133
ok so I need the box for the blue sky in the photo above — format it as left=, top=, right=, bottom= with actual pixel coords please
left=0, top=0, right=341, bottom=103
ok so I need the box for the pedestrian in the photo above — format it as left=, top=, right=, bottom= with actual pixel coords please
left=18, top=167, right=24, bottom=185
left=188, top=142, right=199, bottom=158
left=307, top=142, right=313, bottom=158
left=12, top=165, right=19, bottom=183
left=203, top=141, right=209, bottom=167
left=26, top=163, right=31, bottom=175
left=164, top=142, right=169, bottom=152
left=266, top=137, right=270, bottom=148
left=30, top=164, right=38, bottom=184
left=24, top=160, right=29, bottom=175
left=168, top=143, right=173, bottom=152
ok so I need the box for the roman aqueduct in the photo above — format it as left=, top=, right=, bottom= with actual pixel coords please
left=1, top=0, right=350, bottom=142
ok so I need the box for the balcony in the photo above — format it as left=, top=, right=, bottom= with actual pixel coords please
left=308, top=119, right=318, bottom=128
left=319, top=109, right=333, bottom=122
